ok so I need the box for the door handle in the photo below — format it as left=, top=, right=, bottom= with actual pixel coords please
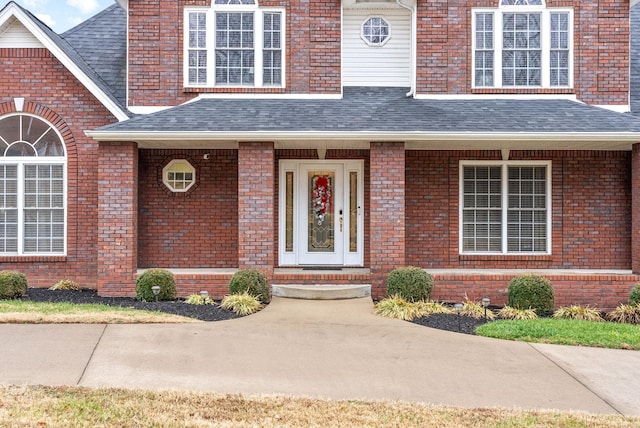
left=339, top=216, right=343, bottom=232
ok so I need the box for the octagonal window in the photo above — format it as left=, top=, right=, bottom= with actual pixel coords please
left=163, top=159, right=196, bottom=192
left=361, top=17, right=390, bottom=46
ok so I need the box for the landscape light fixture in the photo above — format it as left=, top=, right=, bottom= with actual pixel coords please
left=454, top=303, right=463, bottom=332
left=151, top=286, right=160, bottom=302
left=482, top=297, right=491, bottom=320
left=200, top=290, right=209, bottom=301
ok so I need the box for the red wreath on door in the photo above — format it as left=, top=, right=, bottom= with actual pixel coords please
left=312, top=176, right=332, bottom=225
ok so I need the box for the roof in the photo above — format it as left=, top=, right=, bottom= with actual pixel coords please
left=62, top=4, right=127, bottom=108
left=0, top=1, right=128, bottom=120
left=88, top=87, right=640, bottom=150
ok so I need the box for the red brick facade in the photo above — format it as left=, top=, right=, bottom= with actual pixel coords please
left=0, top=1, right=638, bottom=310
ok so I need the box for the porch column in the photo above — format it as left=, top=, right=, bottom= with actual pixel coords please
left=97, top=141, right=139, bottom=296
left=238, top=142, right=275, bottom=276
left=633, top=143, right=640, bottom=273
left=370, top=142, right=405, bottom=299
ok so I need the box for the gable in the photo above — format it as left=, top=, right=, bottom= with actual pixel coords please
left=0, top=16, right=42, bottom=48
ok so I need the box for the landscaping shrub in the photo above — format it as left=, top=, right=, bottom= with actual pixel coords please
left=629, top=284, right=640, bottom=306
left=185, top=294, right=215, bottom=305
left=374, top=295, right=421, bottom=321
left=386, top=267, right=433, bottom=302
left=553, top=305, right=603, bottom=322
left=135, top=269, right=177, bottom=302
left=415, top=300, right=452, bottom=316
left=507, top=274, right=555, bottom=316
left=606, top=304, right=640, bottom=325
left=221, top=292, right=262, bottom=315
left=461, top=297, right=495, bottom=320
left=228, top=269, right=271, bottom=303
left=49, top=279, right=81, bottom=291
left=497, top=306, right=538, bottom=320
left=0, top=270, right=27, bottom=299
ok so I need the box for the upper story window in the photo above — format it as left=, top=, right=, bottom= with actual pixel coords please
left=361, top=17, right=390, bottom=46
left=185, top=1, right=284, bottom=88
left=0, top=114, right=66, bottom=255
left=460, top=161, right=551, bottom=255
left=473, top=1, right=572, bottom=89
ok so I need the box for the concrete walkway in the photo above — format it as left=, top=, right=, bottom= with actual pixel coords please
left=1, top=297, right=639, bottom=416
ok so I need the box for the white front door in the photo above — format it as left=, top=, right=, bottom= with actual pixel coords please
left=279, top=160, right=364, bottom=266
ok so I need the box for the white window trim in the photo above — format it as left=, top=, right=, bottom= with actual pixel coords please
left=472, top=6, right=573, bottom=89
left=163, top=159, right=196, bottom=193
left=360, top=16, right=392, bottom=47
left=459, top=160, right=552, bottom=255
left=0, top=113, right=67, bottom=256
left=183, top=5, right=286, bottom=89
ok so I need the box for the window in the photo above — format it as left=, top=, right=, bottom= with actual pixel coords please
left=473, top=1, right=571, bottom=88
left=361, top=17, right=390, bottom=46
left=460, top=162, right=550, bottom=254
left=185, top=2, right=284, bottom=88
left=163, top=160, right=196, bottom=192
left=0, top=114, right=66, bottom=255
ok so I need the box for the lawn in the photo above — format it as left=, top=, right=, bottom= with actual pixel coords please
left=0, top=300, right=198, bottom=323
left=475, top=318, right=640, bottom=350
left=1, top=385, right=638, bottom=428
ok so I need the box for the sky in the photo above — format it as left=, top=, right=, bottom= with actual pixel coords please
left=11, top=0, right=114, bottom=33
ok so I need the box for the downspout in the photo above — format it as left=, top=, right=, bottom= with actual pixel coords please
left=396, top=0, right=416, bottom=97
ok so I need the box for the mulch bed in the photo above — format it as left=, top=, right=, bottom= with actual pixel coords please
left=21, top=288, right=240, bottom=322
left=410, top=313, right=489, bottom=335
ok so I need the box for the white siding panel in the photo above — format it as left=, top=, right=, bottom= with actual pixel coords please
left=0, top=18, right=43, bottom=48
left=343, top=8, right=410, bottom=87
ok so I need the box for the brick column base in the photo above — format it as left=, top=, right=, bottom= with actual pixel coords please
left=97, top=141, right=138, bottom=296
left=370, top=142, right=405, bottom=298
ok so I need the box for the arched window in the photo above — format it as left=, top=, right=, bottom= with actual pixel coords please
left=0, top=114, right=66, bottom=254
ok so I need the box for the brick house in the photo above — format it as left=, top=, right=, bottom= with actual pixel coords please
left=1, top=0, right=640, bottom=310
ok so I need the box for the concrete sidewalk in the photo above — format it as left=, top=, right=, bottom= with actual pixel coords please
left=1, top=297, right=639, bottom=416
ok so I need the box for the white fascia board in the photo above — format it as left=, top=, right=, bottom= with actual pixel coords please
left=85, top=130, right=640, bottom=143
left=593, top=104, right=631, bottom=113
left=128, top=106, right=174, bottom=114
left=192, top=93, right=343, bottom=101
left=116, top=0, right=128, bottom=11
left=632, top=0, right=640, bottom=7
left=0, top=4, right=129, bottom=122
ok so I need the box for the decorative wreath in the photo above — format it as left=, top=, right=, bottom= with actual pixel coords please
left=312, top=176, right=332, bottom=225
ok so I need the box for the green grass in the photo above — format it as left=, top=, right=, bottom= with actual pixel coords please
left=476, top=318, right=640, bottom=350
left=0, top=300, right=197, bottom=323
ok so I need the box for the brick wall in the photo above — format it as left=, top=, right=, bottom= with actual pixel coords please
left=127, top=0, right=342, bottom=106
left=406, top=150, right=632, bottom=269
left=138, top=149, right=238, bottom=268
left=127, top=1, right=628, bottom=106
left=0, top=48, right=117, bottom=289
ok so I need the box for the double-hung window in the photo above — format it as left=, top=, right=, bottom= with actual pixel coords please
left=0, top=114, right=66, bottom=255
left=473, top=1, right=572, bottom=88
left=460, top=161, right=550, bottom=255
left=185, top=1, right=284, bottom=88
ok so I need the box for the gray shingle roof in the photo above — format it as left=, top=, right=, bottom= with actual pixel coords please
left=95, top=87, right=640, bottom=135
left=62, top=3, right=127, bottom=108
left=1, top=1, right=128, bottom=115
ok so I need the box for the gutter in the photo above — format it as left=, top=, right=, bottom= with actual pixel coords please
left=396, top=0, right=416, bottom=97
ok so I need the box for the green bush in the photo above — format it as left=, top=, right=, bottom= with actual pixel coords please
left=221, top=292, right=262, bottom=315
left=135, top=269, right=177, bottom=302
left=386, top=267, right=433, bottom=302
left=228, top=269, right=271, bottom=303
left=507, top=274, right=555, bottom=316
left=629, top=284, right=640, bottom=306
left=0, top=270, right=28, bottom=299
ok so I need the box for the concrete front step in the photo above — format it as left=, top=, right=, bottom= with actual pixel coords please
left=272, top=284, right=371, bottom=300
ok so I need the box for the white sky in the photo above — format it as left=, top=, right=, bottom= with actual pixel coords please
left=11, top=0, right=113, bottom=33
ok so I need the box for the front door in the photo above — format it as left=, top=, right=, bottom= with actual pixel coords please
left=279, top=160, right=363, bottom=266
